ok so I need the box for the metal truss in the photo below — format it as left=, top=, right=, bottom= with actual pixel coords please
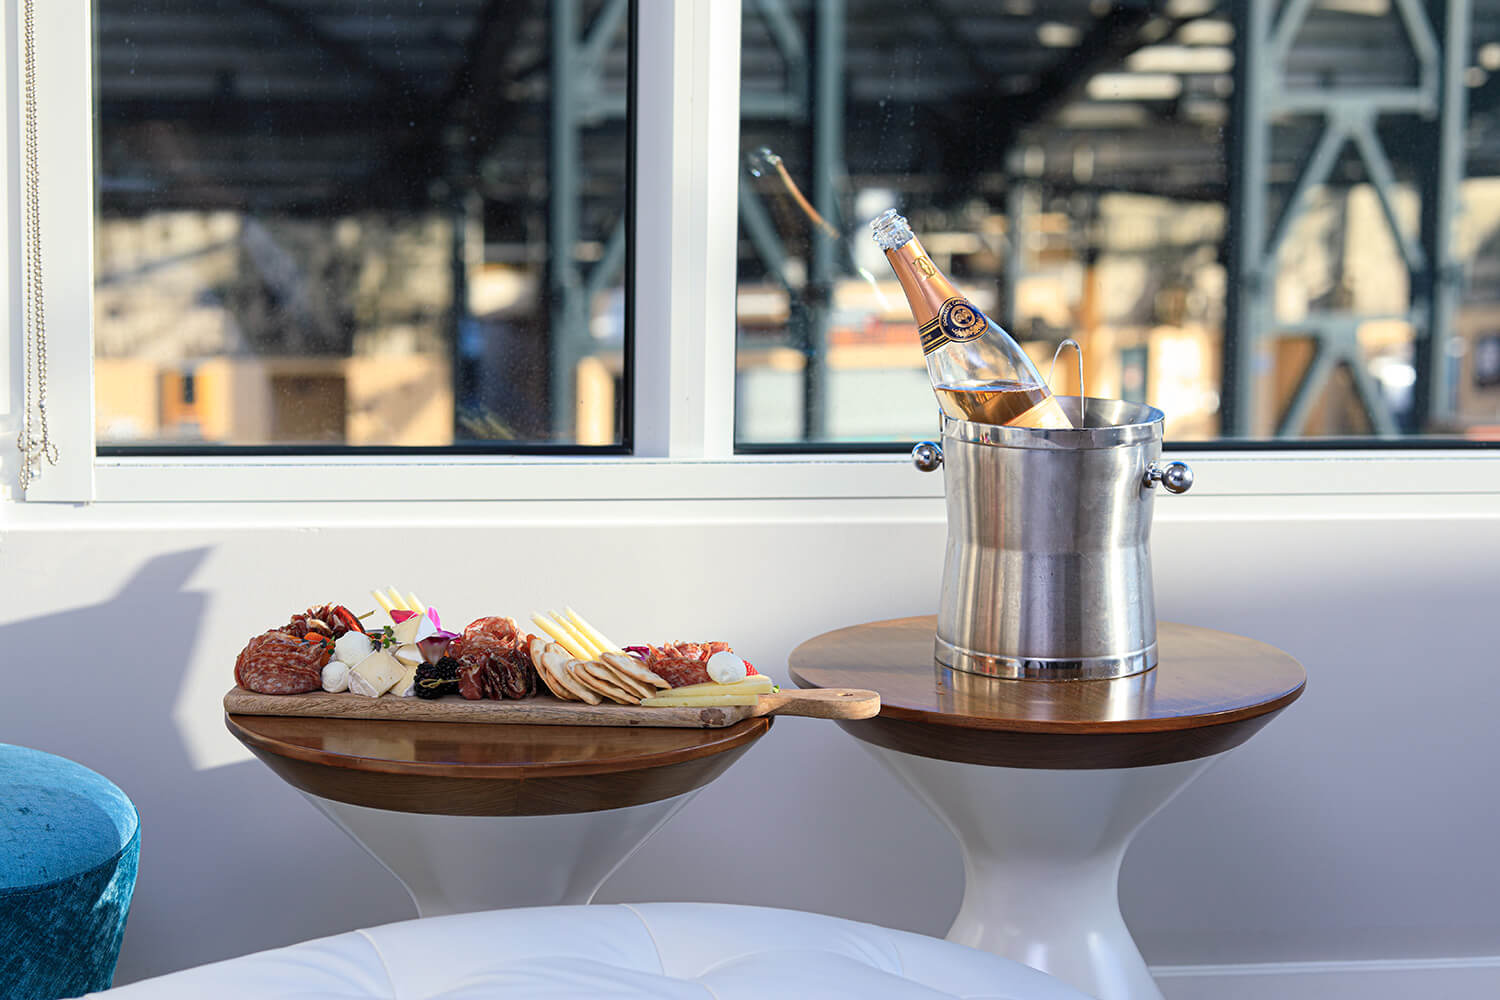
left=1223, top=0, right=1470, bottom=437
left=737, top=0, right=843, bottom=440
left=548, top=0, right=630, bottom=438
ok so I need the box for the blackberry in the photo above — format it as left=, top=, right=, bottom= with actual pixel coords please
left=413, top=657, right=461, bottom=700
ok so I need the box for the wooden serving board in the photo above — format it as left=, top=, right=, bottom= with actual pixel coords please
left=223, top=686, right=880, bottom=729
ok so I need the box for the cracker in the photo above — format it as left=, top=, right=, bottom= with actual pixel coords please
left=580, top=659, right=650, bottom=701
left=529, top=636, right=573, bottom=701
left=600, top=650, right=670, bottom=690
left=548, top=649, right=600, bottom=704
left=567, top=659, right=639, bottom=705
left=532, top=637, right=598, bottom=704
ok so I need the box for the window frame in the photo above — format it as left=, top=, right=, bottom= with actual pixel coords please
left=6, top=0, right=1499, bottom=508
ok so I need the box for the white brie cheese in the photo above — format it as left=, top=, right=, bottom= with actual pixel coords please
left=392, top=643, right=425, bottom=668
left=348, top=650, right=404, bottom=697
left=392, top=661, right=420, bottom=697
left=391, top=616, right=423, bottom=645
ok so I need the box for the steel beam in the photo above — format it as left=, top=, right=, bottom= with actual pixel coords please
left=1225, top=0, right=1462, bottom=438
left=803, top=0, right=845, bottom=442
left=990, top=3, right=1165, bottom=157
left=1222, top=0, right=1271, bottom=437
left=236, top=0, right=407, bottom=101
left=549, top=0, right=584, bottom=439
left=748, top=0, right=808, bottom=113
left=1414, top=0, right=1471, bottom=430
left=739, top=186, right=796, bottom=292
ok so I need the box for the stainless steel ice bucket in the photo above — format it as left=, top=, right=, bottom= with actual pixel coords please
left=912, top=396, right=1193, bottom=681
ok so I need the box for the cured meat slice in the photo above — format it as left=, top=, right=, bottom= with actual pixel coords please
left=449, top=617, right=538, bottom=700
left=644, top=656, right=712, bottom=689
left=275, top=604, right=362, bottom=640
left=628, top=640, right=730, bottom=688
left=663, top=640, right=729, bottom=662
left=235, top=631, right=331, bottom=694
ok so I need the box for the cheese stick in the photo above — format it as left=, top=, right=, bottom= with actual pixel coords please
left=566, top=608, right=621, bottom=653
left=549, top=611, right=602, bottom=660
left=641, top=692, right=760, bottom=708
left=385, top=587, right=409, bottom=612
left=406, top=592, right=426, bottom=614
left=531, top=613, right=592, bottom=661
left=657, top=676, right=774, bottom=698
left=371, top=590, right=395, bottom=615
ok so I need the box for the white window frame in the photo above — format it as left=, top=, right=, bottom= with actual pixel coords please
left=5, top=0, right=1499, bottom=509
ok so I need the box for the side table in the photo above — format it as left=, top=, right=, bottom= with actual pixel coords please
left=790, top=616, right=1304, bottom=1000
left=226, top=714, right=770, bottom=917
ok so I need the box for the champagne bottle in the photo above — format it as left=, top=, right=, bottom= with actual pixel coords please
left=871, top=209, right=1071, bottom=429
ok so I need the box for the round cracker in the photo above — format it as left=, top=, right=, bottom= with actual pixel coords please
left=580, top=660, right=650, bottom=702
left=529, top=636, right=573, bottom=701
left=546, top=647, right=600, bottom=704
left=600, top=650, right=670, bottom=690
left=566, top=659, right=638, bottom=704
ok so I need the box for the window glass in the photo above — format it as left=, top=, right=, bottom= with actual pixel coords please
left=734, top=1, right=1500, bottom=447
left=94, top=0, right=630, bottom=450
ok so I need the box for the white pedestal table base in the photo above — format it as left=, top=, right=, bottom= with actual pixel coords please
left=866, top=746, right=1218, bottom=1000
left=305, top=790, right=700, bottom=917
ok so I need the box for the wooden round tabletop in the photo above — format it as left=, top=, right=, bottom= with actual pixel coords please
left=789, top=617, right=1304, bottom=769
left=226, top=713, right=772, bottom=816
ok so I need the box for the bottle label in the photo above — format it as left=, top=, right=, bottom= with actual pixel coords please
left=918, top=296, right=986, bottom=354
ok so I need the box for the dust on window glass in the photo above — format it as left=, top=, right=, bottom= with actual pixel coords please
left=734, top=1, right=1500, bottom=447
left=94, top=0, right=631, bottom=450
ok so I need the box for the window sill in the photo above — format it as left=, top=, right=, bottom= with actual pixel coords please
left=69, top=449, right=1500, bottom=504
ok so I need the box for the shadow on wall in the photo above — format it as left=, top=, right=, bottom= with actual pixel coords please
left=0, top=548, right=412, bottom=983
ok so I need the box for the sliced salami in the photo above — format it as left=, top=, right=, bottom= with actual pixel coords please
left=234, top=631, right=330, bottom=695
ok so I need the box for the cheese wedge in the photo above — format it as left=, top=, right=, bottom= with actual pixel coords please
left=347, top=650, right=405, bottom=697
left=391, top=616, right=423, bottom=646
left=661, top=676, right=774, bottom=698
left=392, top=643, right=425, bottom=668
left=392, top=661, right=421, bottom=697
left=640, top=692, right=760, bottom=708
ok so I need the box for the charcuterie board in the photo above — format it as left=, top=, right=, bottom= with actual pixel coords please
left=223, top=685, right=880, bottom=729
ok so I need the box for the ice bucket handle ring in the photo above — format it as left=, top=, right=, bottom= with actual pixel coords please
left=1144, top=461, right=1194, bottom=494
left=912, top=441, right=943, bottom=472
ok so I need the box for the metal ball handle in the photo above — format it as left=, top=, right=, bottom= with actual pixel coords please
left=1144, top=461, right=1193, bottom=494
left=912, top=441, right=944, bottom=472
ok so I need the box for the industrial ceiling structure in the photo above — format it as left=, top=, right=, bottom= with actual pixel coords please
left=94, top=0, right=1500, bottom=438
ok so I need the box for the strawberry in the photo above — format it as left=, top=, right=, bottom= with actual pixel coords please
left=743, top=661, right=758, bottom=676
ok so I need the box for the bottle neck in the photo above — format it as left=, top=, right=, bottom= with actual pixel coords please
left=883, top=237, right=963, bottom=325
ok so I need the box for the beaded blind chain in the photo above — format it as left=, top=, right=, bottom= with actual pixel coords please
left=16, top=0, right=57, bottom=491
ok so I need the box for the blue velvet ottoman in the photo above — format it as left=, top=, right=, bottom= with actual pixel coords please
left=1, top=745, right=140, bottom=999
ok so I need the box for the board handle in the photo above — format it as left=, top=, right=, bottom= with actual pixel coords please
left=753, top=688, right=880, bottom=720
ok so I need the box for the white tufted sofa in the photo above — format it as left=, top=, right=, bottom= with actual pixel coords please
left=91, top=903, right=1093, bottom=999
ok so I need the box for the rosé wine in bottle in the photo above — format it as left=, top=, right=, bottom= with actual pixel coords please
left=872, top=208, right=1071, bottom=429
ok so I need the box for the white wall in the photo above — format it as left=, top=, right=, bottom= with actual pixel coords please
left=1, top=490, right=1497, bottom=995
